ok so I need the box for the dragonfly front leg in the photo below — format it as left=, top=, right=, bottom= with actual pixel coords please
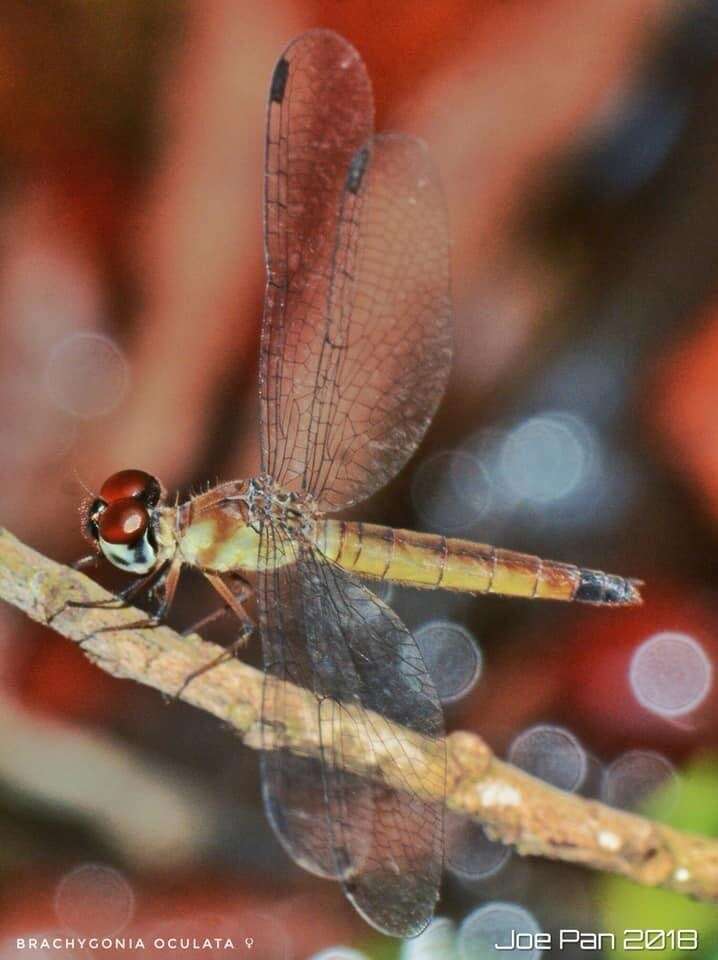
left=72, top=553, right=101, bottom=572
left=75, top=563, right=169, bottom=611
left=47, top=560, right=170, bottom=629
left=175, top=573, right=254, bottom=698
left=75, top=558, right=182, bottom=648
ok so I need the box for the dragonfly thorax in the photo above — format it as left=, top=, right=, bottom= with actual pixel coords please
left=245, top=475, right=319, bottom=535
left=175, top=476, right=318, bottom=574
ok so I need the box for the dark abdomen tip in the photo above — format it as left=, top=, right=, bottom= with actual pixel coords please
left=575, top=569, right=642, bottom=606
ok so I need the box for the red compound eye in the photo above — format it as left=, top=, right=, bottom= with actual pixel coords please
left=97, top=498, right=149, bottom=545
left=100, top=469, right=160, bottom=504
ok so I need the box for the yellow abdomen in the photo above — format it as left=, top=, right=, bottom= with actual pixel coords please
left=314, top=520, right=639, bottom=605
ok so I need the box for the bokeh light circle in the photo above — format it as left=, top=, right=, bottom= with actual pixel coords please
left=400, top=917, right=457, bottom=960
left=414, top=621, right=482, bottom=703
left=508, top=725, right=587, bottom=792
left=53, top=863, right=135, bottom=936
left=498, top=413, right=590, bottom=504
left=602, top=750, right=679, bottom=811
left=370, top=579, right=395, bottom=606
left=411, top=451, right=486, bottom=532
left=450, top=448, right=493, bottom=519
left=446, top=814, right=510, bottom=880
left=629, top=631, right=712, bottom=717
left=458, top=902, right=543, bottom=960
left=44, top=332, right=129, bottom=419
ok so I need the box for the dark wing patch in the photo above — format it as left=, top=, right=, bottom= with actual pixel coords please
left=269, top=56, right=289, bottom=103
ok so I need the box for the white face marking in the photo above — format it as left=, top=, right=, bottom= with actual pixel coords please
left=99, top=529, right=158, bottom=574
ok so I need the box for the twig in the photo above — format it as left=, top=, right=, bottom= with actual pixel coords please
left=1, top=526, right=716, bottom=902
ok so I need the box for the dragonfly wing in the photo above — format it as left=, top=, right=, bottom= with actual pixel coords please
left=257, top=526, right=446, bottom=937
left=261, top=30, right=373, bottom=493
left=257, top=525, right=338, bottom=879
left=261, top=32, right=452, bottom=510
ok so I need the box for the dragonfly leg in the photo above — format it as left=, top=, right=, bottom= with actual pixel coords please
left=175, top=573, right=254, bottom=699
left=73, top=564, right=168, bottom=610
left=72, top=553, right=101, bottom=571
left=181, top=605, right=231, bottom=638
left=48, top=562, right=170, bottom=630
left=181, top=574, right=253, bottom=637
left=203, top=572, right=254, bottom=630
left=75, top=558, right=182, bottom=649
left=175, top=623, right=254, bottom=700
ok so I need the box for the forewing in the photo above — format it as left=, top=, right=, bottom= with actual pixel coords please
left=257, top=527, right=445, bottom=937
left=261, top=29, right=452, bottom=511
left=261, top=30, right=374, bottom=490
left=301, top=134, right=453, bottom=509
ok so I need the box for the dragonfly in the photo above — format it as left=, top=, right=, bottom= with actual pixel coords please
left=73, top=30, right=641, bottom=938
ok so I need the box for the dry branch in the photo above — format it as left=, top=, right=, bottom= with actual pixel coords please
left=1, top=526, right=716, bottom=902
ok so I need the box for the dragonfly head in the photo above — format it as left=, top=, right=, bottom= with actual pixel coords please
left=81, top=469, right=165, bottom=574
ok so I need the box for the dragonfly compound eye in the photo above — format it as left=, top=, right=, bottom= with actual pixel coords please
left=96, top=498, right=158, bottom=574
left=99, top=469, right=162, bottom=506
left=98, top=499, right=149, bottom=545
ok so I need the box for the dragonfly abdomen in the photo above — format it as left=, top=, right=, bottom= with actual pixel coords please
left=315, top=520, right=640, bottom=605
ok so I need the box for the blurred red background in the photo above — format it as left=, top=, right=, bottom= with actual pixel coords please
left=2, top=1, right=718, bottom=957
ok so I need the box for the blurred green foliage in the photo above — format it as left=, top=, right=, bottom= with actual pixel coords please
left=602, top=755, right=718, bottom=959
